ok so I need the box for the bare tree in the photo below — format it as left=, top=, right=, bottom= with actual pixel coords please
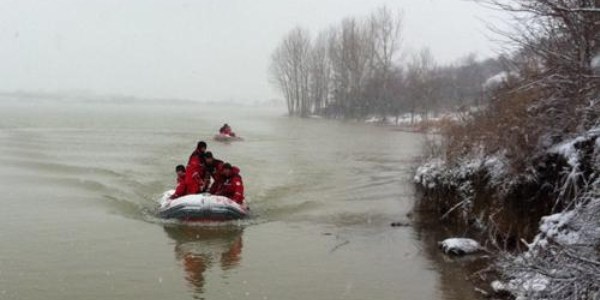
left=482, top=0, right=600, bottom=132
left=328, top=17, right=373, bottom=118
left=308, top=31, right=332, bottom=115
left=368, top=6, right=403, bottom=119
left=270, top=5, right=496, bottom=120
left=389, top=66, right=408, bottom=124
left=404, top=48, right=438, bottom=123
left=269, top=27, right=312, bottom=116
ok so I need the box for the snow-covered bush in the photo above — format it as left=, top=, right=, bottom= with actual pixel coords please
left=548, top=129, right=600, bottom=208
left=414, top=158, right=446, bottom=189
left=414, top=153, right=511, bottom=224
left=416, top=126, right=600, bottom=299
left=496, top=191, right=600, bottom=300
left=413, top=2, right=600, bottom=299
left=489, top=131, right=600, bottom=299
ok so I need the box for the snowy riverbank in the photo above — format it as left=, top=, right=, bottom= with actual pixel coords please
left=414, top=127, right=600, bottom=298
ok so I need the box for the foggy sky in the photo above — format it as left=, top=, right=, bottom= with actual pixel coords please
left=0, top=0, right=505, bottom=102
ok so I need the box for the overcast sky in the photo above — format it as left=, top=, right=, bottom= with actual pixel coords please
left=0, top=0, right=506, bottom=102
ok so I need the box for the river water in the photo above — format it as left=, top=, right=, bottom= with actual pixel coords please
left=0, top=101, right=480, bottom=300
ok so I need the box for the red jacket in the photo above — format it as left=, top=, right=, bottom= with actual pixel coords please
left=206, top=160, right=224, bottom=193
left=220, top=127, right=236, bottom=137
left=187, top=150, right=205, bottom=166
left=186, top=158, right=205, bottom=194
left=215, top=167, right=245, bottom=204
left=172, top=176, right=188, bottom=199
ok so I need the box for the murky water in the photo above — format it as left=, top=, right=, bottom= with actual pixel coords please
left=0, top=101, right=480, bottom=300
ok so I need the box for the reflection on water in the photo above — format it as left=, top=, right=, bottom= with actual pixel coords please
left=163, top=225, right=244, bottom=295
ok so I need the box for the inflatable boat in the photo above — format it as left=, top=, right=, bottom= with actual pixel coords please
left=159, top=190, right=248, bottom=222
left=213, top=133, right=243, bottom=142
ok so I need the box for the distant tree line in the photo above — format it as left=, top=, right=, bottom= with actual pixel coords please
left=269, top=6, right=504, bottom=121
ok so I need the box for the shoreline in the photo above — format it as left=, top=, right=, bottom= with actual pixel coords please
left=412, top=128, right=600, bottom=299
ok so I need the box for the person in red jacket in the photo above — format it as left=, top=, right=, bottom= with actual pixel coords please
left=185, top=157, right=205, bottom=194
left=214, top=163, right=245, bottom=205
left=170, top=165, right=189, bottom=199
left=219, top=124, right=236, bottom=137
left=186, top=141, right=207, bottom=193
left=203, top=152, right=224, bottom=193
left=188, top=141, right=207, bottom=166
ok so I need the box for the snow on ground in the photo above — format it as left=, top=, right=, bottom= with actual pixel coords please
left=415, top=153, right=509, bottom=194
left=552, top=128, right=600, bottom=161
left=491, top=280, right=508, bottom=293
left=547, top=128, right=600, bottom=200
left=592, top=54, right=600, bottom=69
left=549, top=136, right=587, bottom=168
left=482, top=153, right=509, bottom=187
left=495, top=188, right=600, bottom=299
left=365, top=112, right=460, bottom=127
left=498, top=274, right=550, bottom=298
left=528, top=196, right=600, bottom=250
left=415, top=128, right=600, bottom=206
left=414, top=153, right=512, bottom=227
left=439, top=238, right=482, bottom=255
left=483, top=71, right=510, bottom=89
left=414, top=158, right=445, bottom=189
left=365, top=113, right=428, bottom=125
left=528, top=210, right=579, bottom=248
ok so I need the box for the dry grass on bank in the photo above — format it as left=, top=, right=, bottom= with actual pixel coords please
left=414, top=116, right=459, bottom=133
left=443, top=84, right=543, bottom=174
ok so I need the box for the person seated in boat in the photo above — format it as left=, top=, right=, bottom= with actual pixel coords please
left=214, top=163, right=245, bottom=205
left=186, top=141, right=207, bottom=192
left=185, top=156, right=205, bottom=194
left=218, top=124, right=229, bottom=135
left=188, top=141, right=207, bottom=166
left=170, top=165, right=190, bottom=199
left=219, top=124, right=236, bottom=137
left=203, top=151, right=224, bottom=192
